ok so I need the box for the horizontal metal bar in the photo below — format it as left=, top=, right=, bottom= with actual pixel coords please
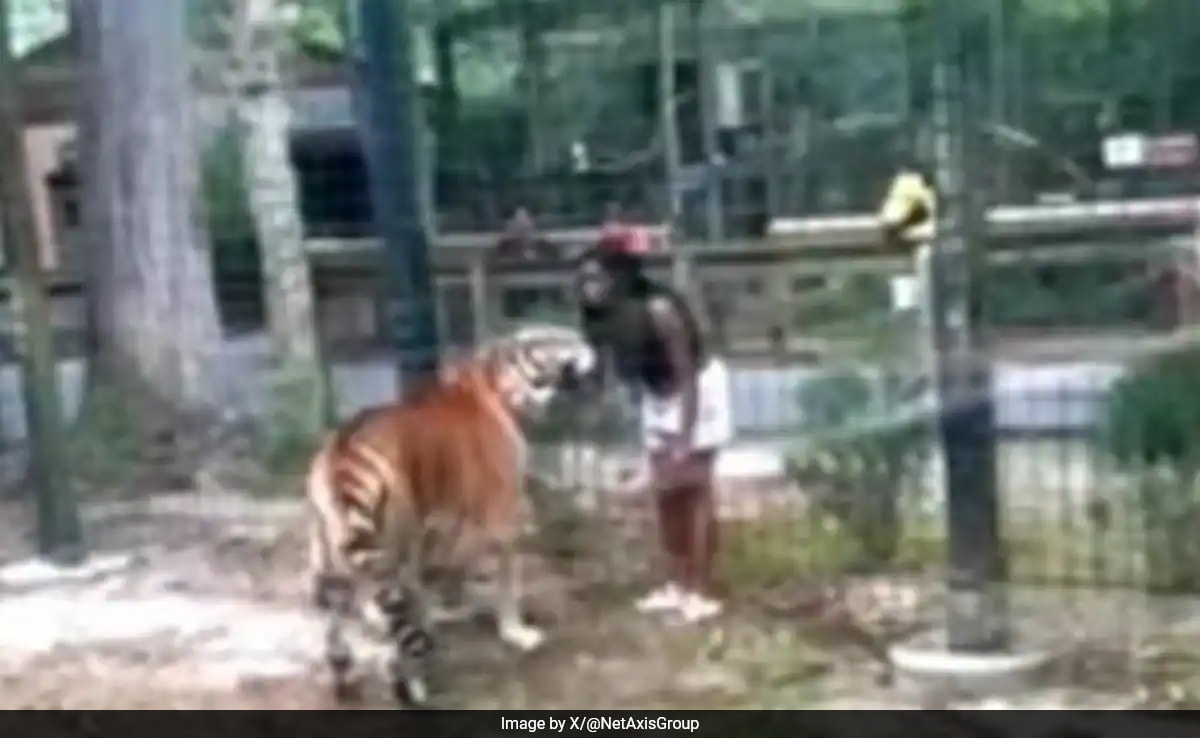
left=769, top=195, right=1199, bottom=244
left=304, top=196, right=1199, bottom=266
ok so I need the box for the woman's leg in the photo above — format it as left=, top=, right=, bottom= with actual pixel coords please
left=682, top=450, right=719, bottom=598
left=634, top=451, right=689, bottom=612
left=655, top=478, right=690, bottom=588
left=648, top=450, right=722, bottom=621
left=674, top=451, right=722, bottom=623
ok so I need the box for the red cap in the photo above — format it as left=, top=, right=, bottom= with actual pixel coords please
left=598, top=222, right=653, bottom=255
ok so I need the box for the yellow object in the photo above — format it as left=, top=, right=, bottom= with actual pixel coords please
left=878, top=170, right=936, bottom=245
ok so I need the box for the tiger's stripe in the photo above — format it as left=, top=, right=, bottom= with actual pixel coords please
left=330, top=439, right=395, bottom=572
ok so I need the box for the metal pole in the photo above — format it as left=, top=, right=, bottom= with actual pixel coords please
left=658, top=2, right=693, bottom=296
left=929, top=0, right=1008, bottom=652
left=658, top=0, right=683, bottom=227
left=0, top=0, right=83, bottom=563
left=692, top=0, right=724, bottom=244
left=351, top=0, right=440, bottom=388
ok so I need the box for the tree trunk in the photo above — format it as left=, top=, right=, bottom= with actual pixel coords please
left=231, top=0, right=330, bottom=435
left=75, top=0, right=225, bottom=414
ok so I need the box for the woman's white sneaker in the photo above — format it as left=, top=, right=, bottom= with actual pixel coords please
left=677, top=591, right=723, bottom=623
left=635, top=583, right=684, bottom=613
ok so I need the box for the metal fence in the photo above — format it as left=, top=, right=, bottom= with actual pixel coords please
left=1, top=0, right=1200, bottom=710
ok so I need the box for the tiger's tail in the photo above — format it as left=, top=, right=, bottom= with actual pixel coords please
left=308, top=412, right=402, bottom=575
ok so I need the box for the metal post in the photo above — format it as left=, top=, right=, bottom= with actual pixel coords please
left=929, top=0, right=1008, bottom=652
left=351, top=0, right=440, bottom=388
left=692, top=0, right=724, bottom=245
left=468, top=255, right=489, bottom=345
left=658, top=1, right=683, bottom=226
left=658, top=3, right=693, bottom=297
left=0, top=0, right=83, bottom=563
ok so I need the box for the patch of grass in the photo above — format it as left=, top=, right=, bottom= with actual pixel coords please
left=443, top=592, right=831, bottom=709
left=1102, top=341, right=1200, bottom=592
left=63, top=368, right=326, bottom=501
left=788, top=366, right=935, bottom=568
left=1002, top=514, right=1145, bottom=588
left=522, top=474, right=598, bottom=564
left=64, top=383, right=160, bottom=496
left=255, top=427, right=316, bottom=480
left=721, top=516, right=862, bottom=590
left=720, top=513, right=944, bottom=593
left=892, top=519, right=944, bottom=571
left=254, top=362, right=329, bottom=478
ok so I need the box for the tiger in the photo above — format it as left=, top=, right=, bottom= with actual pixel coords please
left=304, top=323, right=597, bottom=706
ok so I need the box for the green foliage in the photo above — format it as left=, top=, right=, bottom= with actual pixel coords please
left=721, top=508, right=943, bottom=590
left=288, top=0, right=348, bottom=59
left=787, top=367, right=931, bottom=568
left=804, top=256, right=1158, bottom=341
left=64, top=383, right=144, bottom=494
left=256, top=359, right=330, bottom=476
left=200, top=123, right=266, bottom=328
left=721, top=516, right=864, bottom=588
left=800, top=273, right=892, bottom=329
left=8, top=0, right=66, bottom=58
left=201, top=123, right=255, bottom=244
left=261, top=0, right=1200, bottom=209
left=1103, top=342, right=1200, bottom=593
left=1104, top=342, right=1200, bottom=472
left=797, top=273, right=920, bottom=364
left=64, top=379, right=205, bottom=500
left=983, top=258, right=1153, bottom=329
left=1133, top=469, right=1200, bottom=593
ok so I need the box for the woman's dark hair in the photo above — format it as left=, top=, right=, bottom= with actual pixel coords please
left=577, top=239, right=702, bottom=341
left=575, top=243, right=651, bottom=297
left=576, top=243, right=650, bottom=363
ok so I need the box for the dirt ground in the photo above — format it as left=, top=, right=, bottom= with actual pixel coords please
left=0, top=481, right=868, bottom=710
left=0, top=438, right=1197, bottom=711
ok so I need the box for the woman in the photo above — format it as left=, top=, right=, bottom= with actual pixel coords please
left=575, top=223, right=732, bottom=624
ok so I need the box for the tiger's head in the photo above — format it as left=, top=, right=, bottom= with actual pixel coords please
left=453, top=324, right=598, bottom=416
left=878, top=169, right=936, bottom=249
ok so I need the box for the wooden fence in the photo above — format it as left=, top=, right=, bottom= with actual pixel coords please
left=305, top=196, right=1200, bottom=357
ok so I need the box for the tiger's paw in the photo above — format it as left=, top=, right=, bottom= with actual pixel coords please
left=394, top=675, right=431, bottom=708
left=499, top=621, right=546, bottom=652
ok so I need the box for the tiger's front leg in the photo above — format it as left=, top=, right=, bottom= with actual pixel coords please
left=495, top=543, right=545, bottom=652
